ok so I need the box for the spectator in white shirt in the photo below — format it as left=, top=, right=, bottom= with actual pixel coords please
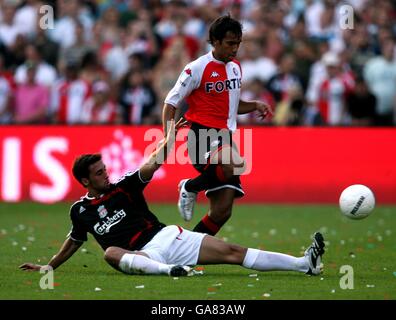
left=364, top=39, right=396, bottom=126
left=14, top=43, right=57, bottom=87
left=0, top=0, right=23, bottom=48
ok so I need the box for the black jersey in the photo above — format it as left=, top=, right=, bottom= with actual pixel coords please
left=68, top=170, right=165, bottom=251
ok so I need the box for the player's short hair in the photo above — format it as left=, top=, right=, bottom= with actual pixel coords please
left=72, top=154, right=102, bottom=185
left=208, top=14, right=243, bottom=45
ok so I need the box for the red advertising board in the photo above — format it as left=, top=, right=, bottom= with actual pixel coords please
left=0, top=126, right=395, bottom=204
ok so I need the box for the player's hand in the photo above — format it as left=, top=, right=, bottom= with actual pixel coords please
left=174, top=117, right=189, bottom=132
left=19, top=263, right=43, bottom=271
left=256, top=101, right=273, bottom=120
left=164, top=117, right=188, bottom=136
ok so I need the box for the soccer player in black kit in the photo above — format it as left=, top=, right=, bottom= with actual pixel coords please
left=20, top=120, right=325, bottom=277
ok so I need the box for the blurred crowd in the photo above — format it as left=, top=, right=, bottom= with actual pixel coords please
left=0, top=0, right=395, bottom=126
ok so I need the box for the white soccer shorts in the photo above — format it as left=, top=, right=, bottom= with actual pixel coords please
left=140, top=225, right=206, bottom=266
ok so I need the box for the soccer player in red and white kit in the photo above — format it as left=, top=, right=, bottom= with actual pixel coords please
left=162, top=15, right=272, bottom=235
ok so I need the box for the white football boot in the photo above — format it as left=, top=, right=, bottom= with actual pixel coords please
left=178, top=179, right=197, bottom=221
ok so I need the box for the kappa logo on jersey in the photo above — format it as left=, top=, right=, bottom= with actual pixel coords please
left=93, top=209, right=126, bottom=235
left=210, top=71, right=219, bottom=78
left=205, top=78, right=242, bottom=93
left=97, top=205, right=108, bottom=218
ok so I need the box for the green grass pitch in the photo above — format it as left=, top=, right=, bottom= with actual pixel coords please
left=0, top=202, right=395, bottom=300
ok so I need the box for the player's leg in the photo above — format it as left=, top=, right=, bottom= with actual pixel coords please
left=197, top=232, right=325, bottom=274
left=178, top=125, right=242, bottom=221
left=180, top=147, right=244, bottom=224
left=185, top=144, right=245, bottom=193
left=192, top=145, right=245, bottom=234
left=192, top=188, right=235, bottom=235
left=103, top=246, right=191, bottom=276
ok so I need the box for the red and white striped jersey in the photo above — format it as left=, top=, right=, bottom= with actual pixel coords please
left=165, top=51, right=242, bottom=132
left=80, top=98, right=118, bottom=124
left=54, top=79, right=91, bottom=124
left=318, top=73, right=354, bottom=125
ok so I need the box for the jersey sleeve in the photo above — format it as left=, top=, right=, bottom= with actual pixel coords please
left=67, top=206, right=88, bottom=242
left=164, top=62, right=201, bottom=108
left=115, top=170, right=149, bottom=193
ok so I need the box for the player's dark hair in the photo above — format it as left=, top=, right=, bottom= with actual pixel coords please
left=72, top=154, right=102, bottom=185
left=208, top=14, right=242, bottom=45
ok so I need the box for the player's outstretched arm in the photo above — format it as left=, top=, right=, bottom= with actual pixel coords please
left=140, top=118, right=187, bottom=181
left=19, top=237, right=83, bottom=271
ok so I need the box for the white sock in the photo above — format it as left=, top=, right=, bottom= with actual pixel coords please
left=118, top=253, right=172, bottom=275
left=242, top=248, right=309, bottom=273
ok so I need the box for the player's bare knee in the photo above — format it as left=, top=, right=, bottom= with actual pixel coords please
left=104, top=246, right=120, bottom=264
left=225, top=244, right=247, bottom=264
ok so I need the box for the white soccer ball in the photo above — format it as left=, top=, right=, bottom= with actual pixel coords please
left=339, top=184, right=375, bottom=220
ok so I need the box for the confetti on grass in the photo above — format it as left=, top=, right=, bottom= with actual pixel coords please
left=207, top=287, right=217, bottom=295
left=135, top=285, right=145, bottom=289
left=262, top=293, right=271, bottom=298
left=94, top=287, right=102, bottom=291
